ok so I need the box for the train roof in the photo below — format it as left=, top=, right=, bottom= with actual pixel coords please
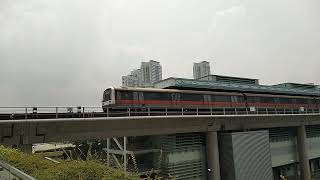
left=153, top=78, right=320, bottom=97
left=114, top=86, right=242, bottom=95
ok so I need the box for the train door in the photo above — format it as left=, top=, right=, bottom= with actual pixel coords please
left=133, top=92, right=139, bottom=106
left=138, top=92, right=144, bottom=105
left=308, top=98, right=317, bottom=111
left=171, top=93, right=180, bottom=107
left=317, top=98, right=320, bottom=111
left=243, top=93, right=249, bottom=108
left=118, top=90, right=134, bottom=107
left=204, top=94, right=210, bottom=107
left=274, top=97, right=280, bottom=109
left=231, top=96, right=237, bottom=107
left=312, top=98, right=316, bottom=109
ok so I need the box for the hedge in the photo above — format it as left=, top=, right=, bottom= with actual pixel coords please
left=0, top=146, right=140, bottom=180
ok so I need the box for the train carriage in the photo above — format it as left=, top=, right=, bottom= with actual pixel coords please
left=103, top=87, right=246, bottom=110
left=102, top=87, right=320, bottom=114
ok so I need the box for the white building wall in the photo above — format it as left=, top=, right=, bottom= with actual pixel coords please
left=193, top=61, right=211, bottom=79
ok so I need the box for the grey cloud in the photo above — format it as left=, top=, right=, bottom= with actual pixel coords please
left=0, top=0, right=319, bottom=106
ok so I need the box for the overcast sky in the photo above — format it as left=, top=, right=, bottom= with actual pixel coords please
left=0, top=0, right=319, bottom=106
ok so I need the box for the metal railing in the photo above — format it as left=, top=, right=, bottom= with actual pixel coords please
left=104, top=107, right=320, bottom=117
left=0, top=106, right=103, bottom=120
left=0, top=106, right=320, bottom=120
left=0, top=160, right=35, bottom=180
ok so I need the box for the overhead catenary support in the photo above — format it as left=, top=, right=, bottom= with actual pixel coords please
left=297, top=125, right=311, bottom=180
left=206, top=131, right=221, bottom=180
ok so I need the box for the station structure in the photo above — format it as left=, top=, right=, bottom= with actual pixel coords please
left=1, top=74, right=320, bottom=180
left=124, top=75, right=320, bottom=180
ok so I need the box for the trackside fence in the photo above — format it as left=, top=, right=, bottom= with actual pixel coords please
left=0, top=106, right=319, bottom=120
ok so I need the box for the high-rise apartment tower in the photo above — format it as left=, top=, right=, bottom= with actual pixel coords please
left=122, top=60, right=162, bottom=87
left=193, top=61, right=211, bottom=79
left=141, top=60, right=162, bottom=85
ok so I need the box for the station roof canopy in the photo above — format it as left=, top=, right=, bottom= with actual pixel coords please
left=154, top=78, right=320, bottom=97
left=197, top=74, right=259, bottom=85
left=272, top=83, right=317, bottom=90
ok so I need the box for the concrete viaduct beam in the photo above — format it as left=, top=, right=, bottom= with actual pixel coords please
left=0, top=114, right=319, bottom=145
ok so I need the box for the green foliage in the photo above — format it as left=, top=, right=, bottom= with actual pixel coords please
left=0, top=145, right=140, bottom=180
left=33, top=160, right=139, bottom=180
left=0, top=145, right=52, bottom=174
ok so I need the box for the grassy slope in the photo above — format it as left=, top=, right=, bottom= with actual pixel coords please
left=0, top=146, right=140, bottom=180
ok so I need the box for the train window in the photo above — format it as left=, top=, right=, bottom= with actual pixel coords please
left=247, top=96, right=261, bottom=103
left=212, top=95, right=231, bottom=102
left=231, top=96, right=245, bottom=103
left=247, top=97, right=254, bottom=103
left=260, top=97, right=275, bottom=103
left=144, top=92, right=171, bottom=100
left=296, top=98, right=307, bottom=104
left=204, top=94, right=211, bottom=102
left=104, top=89, right=111, bottom=101
left=307, top=99, right=314, bottom=104
left=292, top=98, right=298, bottom=104
left=133, top=92, right=139, bottom=100
left=236, top=96, right=245, bottom=102
left=117, top=91, right=133, bottom=100
left=279, top=98, right=292, bottom=104
left=180, top=93, right=203, bottom=101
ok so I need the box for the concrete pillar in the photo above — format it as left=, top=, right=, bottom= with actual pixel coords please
left=297, top=125, right=311, bottom=180
left=20, top=144, right=33, bottom=154
left=206, top=131, right=221, bottom=180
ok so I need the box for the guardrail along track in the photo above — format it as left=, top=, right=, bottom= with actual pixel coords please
left=0, top=106, right=319, bottom=120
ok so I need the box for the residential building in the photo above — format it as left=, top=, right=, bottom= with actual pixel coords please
left=122, top=75, right=136, bottom=87
left=130, top=69, right=142, bottom=87
left=141, top=60, right=162, bottom=85
left=193, top=61, right=211, bottom=79
left=121, top=60, right=162, bottom=87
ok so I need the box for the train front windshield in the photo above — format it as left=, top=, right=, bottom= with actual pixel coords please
left=104, top=89, right=112, bottom=101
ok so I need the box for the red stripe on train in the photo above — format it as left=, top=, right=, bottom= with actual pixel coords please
left=117, top=100, right=244, bottom=107
left=116, top=100, right=316, bottom=108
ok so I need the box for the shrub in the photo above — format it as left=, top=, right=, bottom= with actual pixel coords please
left=0, top=146, right=140, bottom=180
